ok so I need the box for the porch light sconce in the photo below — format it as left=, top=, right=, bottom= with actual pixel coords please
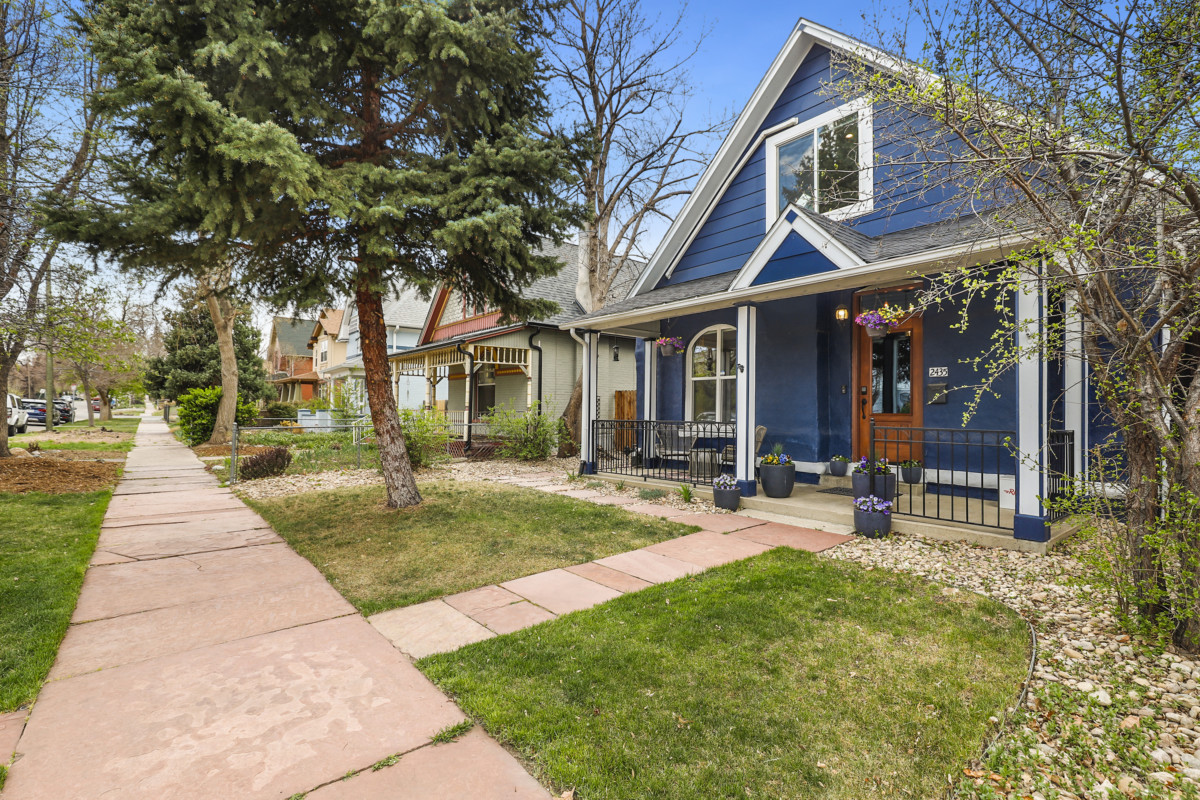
left=611, top=344, right=620, bottom=362
left=834, top=304, right=850, bottom=325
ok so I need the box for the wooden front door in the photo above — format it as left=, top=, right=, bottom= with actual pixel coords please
left=852, top=297, right=923, bottom=462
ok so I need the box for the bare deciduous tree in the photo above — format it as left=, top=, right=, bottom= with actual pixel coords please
left=842, top=0, right=1200, bottom=649
left=0, top=0, right=99, bottom=457
left=543, top=0, right=730, bottom=449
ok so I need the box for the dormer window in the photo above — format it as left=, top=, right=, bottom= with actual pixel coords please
left=765, top=100, right=873, bottom=224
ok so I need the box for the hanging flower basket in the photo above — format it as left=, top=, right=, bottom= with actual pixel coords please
left=855, top=303, right=914, bottom=338
left=656, top=336, right=684, bottom=357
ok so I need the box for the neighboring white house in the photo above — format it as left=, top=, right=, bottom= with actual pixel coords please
left=321, top=286, right=431, bottom=413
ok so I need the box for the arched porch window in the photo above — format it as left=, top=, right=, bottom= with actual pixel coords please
left=687, top=325, right=737, bottom=422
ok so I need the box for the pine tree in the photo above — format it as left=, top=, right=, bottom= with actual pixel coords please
left=144, top=288, right=271, bottom=405
left=68, top=0, right=577, bottom=507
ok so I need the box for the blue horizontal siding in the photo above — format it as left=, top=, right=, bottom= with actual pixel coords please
left=750, top=232, right=838, bottom=285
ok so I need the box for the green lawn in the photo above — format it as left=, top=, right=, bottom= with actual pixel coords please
left=237, top=429, right=381, bottom=474
left=22, top=440, right=134, bottom=453
left=421, top=548, right=1030, bottom=800
left=245, top=481, right=698, bottom=614
left=0, top=491, right=110, bottom=712
left=58, top=417, right=141, bottom=433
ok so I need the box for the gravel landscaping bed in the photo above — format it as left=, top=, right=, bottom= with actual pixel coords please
left=828, top=536, right=1200, bottom=799
left=448, top=458, right=722, bottom=514
left=232, top=469, right=384, bottom=500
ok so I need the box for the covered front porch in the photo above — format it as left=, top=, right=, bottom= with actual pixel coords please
left=570, top=275, right=1089, bottom=548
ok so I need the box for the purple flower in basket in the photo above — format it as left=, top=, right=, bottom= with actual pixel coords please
left=655, top=336, right=684, bottom=349
left=854, top=310, right=891, bottom=329
left=854, top=495, right=893, bottom=514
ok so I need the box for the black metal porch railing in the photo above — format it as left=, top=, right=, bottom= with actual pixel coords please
left=593, top=419, right=736, bottom=485
left=1046, top=429, right=1076, bottom=522
left=871, top=423, right=1017, bottom=530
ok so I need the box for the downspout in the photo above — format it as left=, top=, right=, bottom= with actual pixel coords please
left=569, top=328, right=588, bottom=474
left=528, top=329, right=543, bottom=409
left=455, top=342, right=474, bottom=453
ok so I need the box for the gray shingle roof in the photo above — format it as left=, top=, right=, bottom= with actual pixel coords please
left=567, top=272, right=736, bottom=324
left=382, top=284, right=432, bottom=330
left=272, top=316, right=318, bottom=356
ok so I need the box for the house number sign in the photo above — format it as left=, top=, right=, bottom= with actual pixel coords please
left=928, top=366, right=949, bottom=378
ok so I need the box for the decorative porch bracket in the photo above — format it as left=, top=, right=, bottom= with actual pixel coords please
left=735, top=304, right=758, bottom=496
left=1014, top=275, right=1049, bottom=542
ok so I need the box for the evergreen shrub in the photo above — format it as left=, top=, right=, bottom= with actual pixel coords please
left=177, top=387, right=258, bottom=446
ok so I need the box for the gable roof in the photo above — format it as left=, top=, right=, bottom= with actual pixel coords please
left=418, top=239, right=586, bottom=344
left=567, top=212, right=1021, bottom=329
left=629, top=19, right=923, bottom=297
left=316, top=309, right=343, bottom=336
left=272, top=316, right=318, bottom=357
left=383, top=285, right=433, bottom=330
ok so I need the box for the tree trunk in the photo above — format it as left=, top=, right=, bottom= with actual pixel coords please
left=557, top=372, right=582, bottom=458
left=1123, top=423, right=1169, bottom=623
left=204, top=291, right=239, bottom=445
left=355, top=277, right=421, bottom=508
left=0, top=357, right=14, bottom=457
left=1172, top=426, right=1200, bottom=653
left=98, top=388, right=112, bottom=421
left=81, top=370, right=95, bottom=426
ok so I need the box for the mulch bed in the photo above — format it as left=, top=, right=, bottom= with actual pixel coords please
left=0, top=458, right=121, bottom=493
left=40, top=450, right=128, bottom=462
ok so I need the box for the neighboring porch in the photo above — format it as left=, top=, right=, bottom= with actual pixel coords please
left=270, top=371, right=319, bottom=403
left=392, top=341, right=534, bottom=441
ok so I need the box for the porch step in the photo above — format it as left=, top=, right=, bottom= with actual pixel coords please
left=740, top=492, right=1052, bottom=554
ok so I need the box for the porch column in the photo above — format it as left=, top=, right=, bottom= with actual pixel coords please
left=1014, top=277, right=1049, bottom=542
left=424, top=356, right=434, bottom=409
left=735, top=304, right=758, bottom=496
left=643, top=339, right=657, bottom=461
left=1063, top=292, right=1087, bottom=482
left=580, top=331, right=599, bottom=473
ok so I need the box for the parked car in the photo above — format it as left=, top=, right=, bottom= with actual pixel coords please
left=6, top=393, right=28, bottom=436
left=53, top=398, right=75, bottom=423
left=91, top=396, right=101, bottom=412
left=21, top=399, right=63, bottom=426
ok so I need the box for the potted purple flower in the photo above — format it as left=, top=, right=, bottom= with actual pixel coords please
left=655, top=336, right=684, bottom=357
left=759, top=444, right=795, bottom=498
left=853, top=495, right=893, bottom=538
left=852, top=456, right=895, bottom=500
left=712, top=473, right=740, bottom=511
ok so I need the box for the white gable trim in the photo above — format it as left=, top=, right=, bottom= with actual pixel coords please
left=729, top=205, right=864, bottom=290
left=631, top=19, right=929, bottom=298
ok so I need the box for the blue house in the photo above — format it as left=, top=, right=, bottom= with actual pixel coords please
left=562, top=20, right=1090, bottom=549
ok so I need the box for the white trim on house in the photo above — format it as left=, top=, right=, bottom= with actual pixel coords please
left=763, top=98, right=874, bottom=227
left=1015, top=276, right=1046, bottom=518
left=735, top=306, right=758, bottom=486
left=630, top=19, right=934, bottom=296
left=685, top=325, right=738, bottom=422
left=570, top=233, right=1025, bottom=333
left=729, top=203, right=864, bottom=290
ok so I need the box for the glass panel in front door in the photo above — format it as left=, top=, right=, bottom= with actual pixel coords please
left=871, top=332, right=912, bottom=414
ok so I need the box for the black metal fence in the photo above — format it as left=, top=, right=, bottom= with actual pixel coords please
left=1045, top=430, right=1076, bottom=522
left=871, top=423, right=1017, bottom=529
left=593, top=419, right=736, bottom=485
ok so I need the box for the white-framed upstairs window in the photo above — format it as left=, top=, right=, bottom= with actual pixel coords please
left=764, top=99, right=873, bottom=225
left=687, top=325, right=737, bottom=422
left=319, top=339, right=328, bottom=364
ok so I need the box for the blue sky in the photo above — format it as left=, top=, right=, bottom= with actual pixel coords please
left=624, top=0, right=897, bottom=252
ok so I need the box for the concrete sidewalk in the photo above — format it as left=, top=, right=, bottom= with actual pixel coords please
left=2, top=417, right=548, bottom=800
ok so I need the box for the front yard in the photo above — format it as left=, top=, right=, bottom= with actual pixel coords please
left=0, top=491, right=110, bottom=712
left=421, top=547, right=1030, bottom=799
left=244, top=481, right=699, bottom=614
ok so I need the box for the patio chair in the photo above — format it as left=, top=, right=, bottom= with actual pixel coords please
left=720, top=425, right=767, bottom=468
left=655, top=427, right=697, bottom=465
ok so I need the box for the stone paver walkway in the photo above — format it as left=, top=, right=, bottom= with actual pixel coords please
left=3, top=419, right=851, bottom=799
left=1, top=418, right=547, bottom=800
left=368, top=475, right=852, bottom=659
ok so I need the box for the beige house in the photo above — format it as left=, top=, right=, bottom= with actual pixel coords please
left=308, top=309, right=347, bottom=401
left=389, top=239, right=639, bottom=445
